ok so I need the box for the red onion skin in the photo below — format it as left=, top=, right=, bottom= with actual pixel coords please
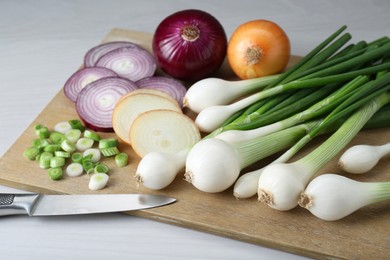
left=153, top=9, right=227, bottom=81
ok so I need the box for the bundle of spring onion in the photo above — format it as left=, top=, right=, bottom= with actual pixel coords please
left=136, top=25, right=390, bottom=203
left=185, top=24, right=390, bottom=199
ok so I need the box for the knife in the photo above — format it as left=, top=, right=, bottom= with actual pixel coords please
left=0, top=193, right=176, bottom=216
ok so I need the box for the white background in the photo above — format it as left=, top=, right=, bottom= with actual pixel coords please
left=1, top=0, right=389, bottom=259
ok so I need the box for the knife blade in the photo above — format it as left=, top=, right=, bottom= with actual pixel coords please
left=0, top=193, right=176, bottom=216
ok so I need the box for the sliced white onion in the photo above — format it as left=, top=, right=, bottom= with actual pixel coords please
left=130, top=109, right=200, bottom=157
left=112, top=92, right=182, bottom=145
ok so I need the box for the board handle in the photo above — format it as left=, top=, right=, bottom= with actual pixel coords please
left=0, top=193, right=40, bottom=216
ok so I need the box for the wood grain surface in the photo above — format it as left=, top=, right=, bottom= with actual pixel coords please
left=0, top=29, right=389, bottom=260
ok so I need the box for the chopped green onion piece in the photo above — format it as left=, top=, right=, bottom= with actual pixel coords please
left=88, top=173, right=109, bottom=190
left=65, top=129, right=81, bottom=143
left=81, top=154, right=93, bottom=163
left=44, top=144, right=61, bottom=152
left=34, top=124, right=44, bottom=133
left=83, top=148, right=101, bottom=163
left=23, top=147, right=40, bottom=161
left=50, top=156, right=65, bottom=168
left=68, top=119, right=85, bottom=131
left=99, top=138, right=118, bottom=149
left=71, top=152, right=83, bottom=163
left=86, top=167, right=95, bottom=175
left=39, top=152, right=54, bottom=169
left=66, top=163, right=84, bottom=177
left=84, top=130, right=101, bottom=141
left=54, top=151, right=70, bottom=158
left=76, top=137, right=94, bottom=151
left=94, top=163, right=109, bottom=174
left=115, top=153, right=128, bottom=167
left=82, top=160, right=95, bottom=173
left=61, top=139, right=76, bottom=153
left=100, top=147, right=119, bottom=157
left=37, top=126, right=50, bottom=139
left=54, top=121, right=71, bottom=134
left=50, top=132, right=66, bottom=144
left=31, top=138, right=50, bottom=149
left=48, top=167, right=63, bottom=181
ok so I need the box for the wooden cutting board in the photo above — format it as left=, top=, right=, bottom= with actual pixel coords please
left=0, top=28, right=389, bottom=260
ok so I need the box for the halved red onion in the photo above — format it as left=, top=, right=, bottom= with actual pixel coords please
left=84, top=41, right=143, bottom=67
left=95, top=46, right=156, bottom=82
left=135, top=76, right=187, bottom=107
left=63, top=67, right=118, bottom=102
left=76, top=77, right=138, bottom=132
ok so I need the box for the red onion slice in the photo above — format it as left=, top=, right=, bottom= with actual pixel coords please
left=135, top=76, right=187, bottom=107
left=76, top=77, right=138, bottom=132
left=63, top=67, right=118, bottom=102
left=95, top=47, right=157, bottom=82
left=84, top=41, right=143, bottom=67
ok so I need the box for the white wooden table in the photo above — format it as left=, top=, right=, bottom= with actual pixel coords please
left=1, top=1, right=389, bottom=259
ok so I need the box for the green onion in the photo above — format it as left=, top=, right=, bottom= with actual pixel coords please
left=36, top=126, right=50, bottom=139
left=83, top=130, right=101, bottom=141
left=48, top=167, right=63, bottom=181
left=68, top=119, right=85, bottom=131
left=31, top=138, right=50, bottom=149
left=23, top=147, right=40, bottom=161
left=44, top=144, right=61, bottom=153
left=39, top=152, right=54, bottom=169
left=50, top=156, right=65, bottom=168
left=100, top=147, right=119, bottom=157
left=98, top=138, right=118, bottom=149
left=65, top=129, right=81, bottom=143
left=49, top=132, right=66, bottom=144
left=258, top=90, right=390, bottom=211
left=61, top=139, right=76, bottom=153
left=115, top=153, right=129, bottom=167
left=75, top=137, right=94, bottom=151
left=71, top=152, right=83, bottom=163
left=54, top=151, right=70, bottom=158
left=94, top=163, right=109, bottom=174
left=82, top=160, right=95, bottom=173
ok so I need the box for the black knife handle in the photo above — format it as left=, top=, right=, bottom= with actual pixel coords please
left=0, top=193, right=40, bottom=216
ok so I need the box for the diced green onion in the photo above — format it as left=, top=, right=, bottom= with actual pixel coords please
left=82, top=160, right=95, bottom=173
left=76, top=137, right=94, bottom=151
left=65, top=129, right=81, bottom=143
left=71, top=152, right=83, bottom=163
left=49, top=132, right=66, bottom=144
left=48, top=167, right=63, bottom=181
left=37, top=126, right=50, bottom=139
left=61, top=139, right=76, bottom=153
left=94, top=163, right=109, bottom=174
left=100, top=147, right=119, bottom=157
left=44, top=144, right=61, bottom=152
left=39, top=151, right=54, bottom=169
left=50, top=156, right=65, bottom=168
left=54, top=121, right=72, bottom=134
left=31, top=138, right=50, bottom=149
left=83, top=148, right=101, bottom=163
left=66, top=163, right=84, bottom=177
left=23, top=147, right=40, bottom=161
left=34, top=124, right=44, bottom=134
left=98, top=138, right=118, bottom=149
left=115, top=152, right=129, bottom=167
left=83, top=130, right=100, bottom=141
left=68, top=119, right=85, bottom=131
left=54, top=151, right=70, bottom=158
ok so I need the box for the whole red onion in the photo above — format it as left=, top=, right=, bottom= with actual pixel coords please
left=152, top=9, right=227, bottom=81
